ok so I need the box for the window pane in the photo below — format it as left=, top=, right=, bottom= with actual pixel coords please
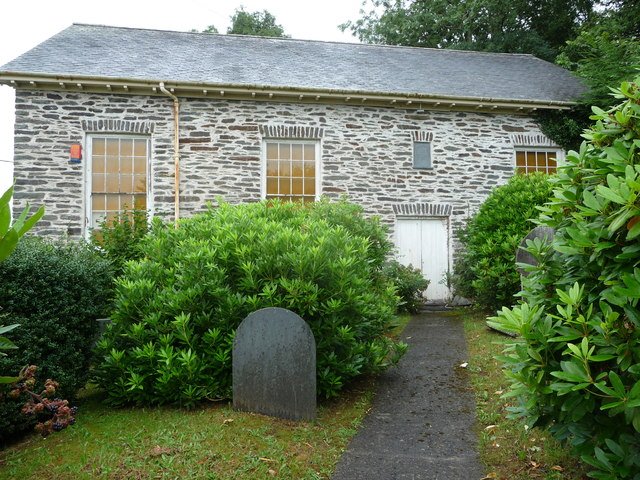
left=92, top=174, right=105, bottom=192
left=92, top=155, right=105, bottom=174
left=120, top=139, right=133, bottom=156
left=106, top=155, right=119, bottom=174
left=134, top=195, right=146, bottom=210
left=279, top=178, right=291, bottom=195
left=134, top=139, right=147, bottom=157
left=304, top=144, right=315, bottom=161
left=134, top=157, right=146, bottom=174
left=266, top=159, right=278, bottom=177
left=134, top=175, right=146, bottom=193
left=106, top=138, right=119, bottom=155
left=92, top=194, right=105, bottom=211
left=292, top=178, right=304, bottom=195
left=106, top=194, right=119, bottom=211
left=279, top=160, right=291, bottom=177
left=515, top=151, right=526, bottom=167
left=526, top=152, right=536, bottom=167
left=279, top=143, right=291, bottom=160
left=291, top=161, right=303, bottom=178
left=120, top=156, right=133, bottom=174
left=292, top=144, right=303, bottom=161
left=267, top=143, right=278, bottom=160
left=266, top=177, right=278, bottom=195
left=303, top=161, right=315, bottom=177
left=304, top=178, right=316, bottom=195
left=93, top=138, right=106, bottom=155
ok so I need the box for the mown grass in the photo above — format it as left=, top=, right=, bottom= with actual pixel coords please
left=0, top=380, right=374, bottom=480
left=461, top=309, right=590, bottom=480
left=0, top=314, right=412, bottom=480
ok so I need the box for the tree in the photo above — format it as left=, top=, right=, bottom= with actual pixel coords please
left=227, top=8, right=288, bottom=37
left=538, top=6, right=640, bottom=150
left=340, top=0, right=594, bottom=61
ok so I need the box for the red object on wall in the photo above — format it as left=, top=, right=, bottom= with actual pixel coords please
left=70, top=144, right=82, bottom=161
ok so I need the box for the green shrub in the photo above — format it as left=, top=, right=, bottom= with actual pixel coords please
left=91, top=209, right=149, bottom=275
left=0, top=238, right=113, bottom=442
left=452, top=172, right=553, bottom=310
left=93, top=200, right=405, bottom=406
left=382, top=260, right=429, bottom=313
left=489, top=76, right=640, bottom=479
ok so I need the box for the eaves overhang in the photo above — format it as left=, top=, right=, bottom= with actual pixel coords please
left=0, top=71, right=577, bottom=114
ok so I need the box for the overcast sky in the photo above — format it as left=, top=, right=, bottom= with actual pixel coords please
left=0, top=0, right=364, bottom=193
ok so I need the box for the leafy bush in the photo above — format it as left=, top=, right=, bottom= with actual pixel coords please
left=91, top=209, right=149, bottom=275
left=0, top=238, right=113, bottom=441
left=382, top=260, right=429, bottom=313
left=94, top=200, right=405, bottom=406
left=452, top=172, right=553, bottom=311
left=489, top=76, right=640, bottom=479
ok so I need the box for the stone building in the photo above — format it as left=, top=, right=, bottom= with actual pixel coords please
left=0, top=24, right=583, bottom=301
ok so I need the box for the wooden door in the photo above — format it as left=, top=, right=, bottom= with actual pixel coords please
left=395, top=217, right=450, bottom=302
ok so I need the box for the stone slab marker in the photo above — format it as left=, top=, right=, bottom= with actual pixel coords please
left=233, top=307, right=316, bottom=421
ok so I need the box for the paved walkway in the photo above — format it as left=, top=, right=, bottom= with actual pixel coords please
left=332, top=312, right=484, bottom=480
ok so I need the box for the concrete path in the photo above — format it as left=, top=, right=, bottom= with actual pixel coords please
left=332, top=312, right=485, bottom=480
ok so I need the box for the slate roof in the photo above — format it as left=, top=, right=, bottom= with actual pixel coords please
left=0, top=23, right=584, bottom=104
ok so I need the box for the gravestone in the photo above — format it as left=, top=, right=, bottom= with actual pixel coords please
left=516, top=226, right=555, bottom=277
left=233, top=307, right=316, bottom=421
left=489, top=226, right=556, bottom=338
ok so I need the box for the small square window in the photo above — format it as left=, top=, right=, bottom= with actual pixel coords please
left=413, top=142, right=432, bottom=169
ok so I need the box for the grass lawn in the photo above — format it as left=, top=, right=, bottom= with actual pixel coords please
left=0, top=315, right=411, bottom=479
left=461, top=309, right=590, bottom=480
left=0, top=381, right=374, bottom=480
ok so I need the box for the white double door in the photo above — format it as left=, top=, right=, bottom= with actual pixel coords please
left=395, top=217, right=450, bottom=303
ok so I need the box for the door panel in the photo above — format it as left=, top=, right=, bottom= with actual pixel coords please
left=395, top=218, right=450, bottom=302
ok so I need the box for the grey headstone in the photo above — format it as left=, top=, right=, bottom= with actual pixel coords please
left=516, top=226, right=555, bottom=276
left=233, top=307, right=316, bottom=421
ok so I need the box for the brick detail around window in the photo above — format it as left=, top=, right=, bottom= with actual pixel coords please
left=81, top=119, right=155, bottom=134
left=509, top=133, right=557, bottom=147
left=410, top=131, right=434, bottom=142
left=393, top=203, right=452, bottom=217
left=259, top=125, right=324, bottom=139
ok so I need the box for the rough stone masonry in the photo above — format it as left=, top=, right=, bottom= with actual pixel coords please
left=12, top=89, right=544, bottom=248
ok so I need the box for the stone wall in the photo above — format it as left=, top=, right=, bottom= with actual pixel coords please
left=13, top=89, right=546, bottom=247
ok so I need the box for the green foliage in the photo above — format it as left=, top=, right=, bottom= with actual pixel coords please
left=382, top=260, right=429, bottom=313
left=93, top=200, right=404, bottom=406
left=0, top=238, right=113, bottom=442
left=340, top=0, right=594, bottom=61
left=539, top=7, right=640, bottom=150
left=227, top=8, right=288, bottom=37
left=91, top=209, right=149, bottom=276
left=489, top=76, right=640, bottom=479
left=0, top=185, right=44, bottom=262
left=452, top=172, right=553, bottom=311
left=0, top=324, right=20, bottom=384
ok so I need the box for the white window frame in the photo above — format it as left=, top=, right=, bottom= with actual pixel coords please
left=513, top=147, right=564, bottom=174
left=84, top=133, right=153, bottom=238
left=260, top=139, right=322, bottom=201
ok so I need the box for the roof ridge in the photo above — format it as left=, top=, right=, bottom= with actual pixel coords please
left=70, top=22, right=536, bottom=59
